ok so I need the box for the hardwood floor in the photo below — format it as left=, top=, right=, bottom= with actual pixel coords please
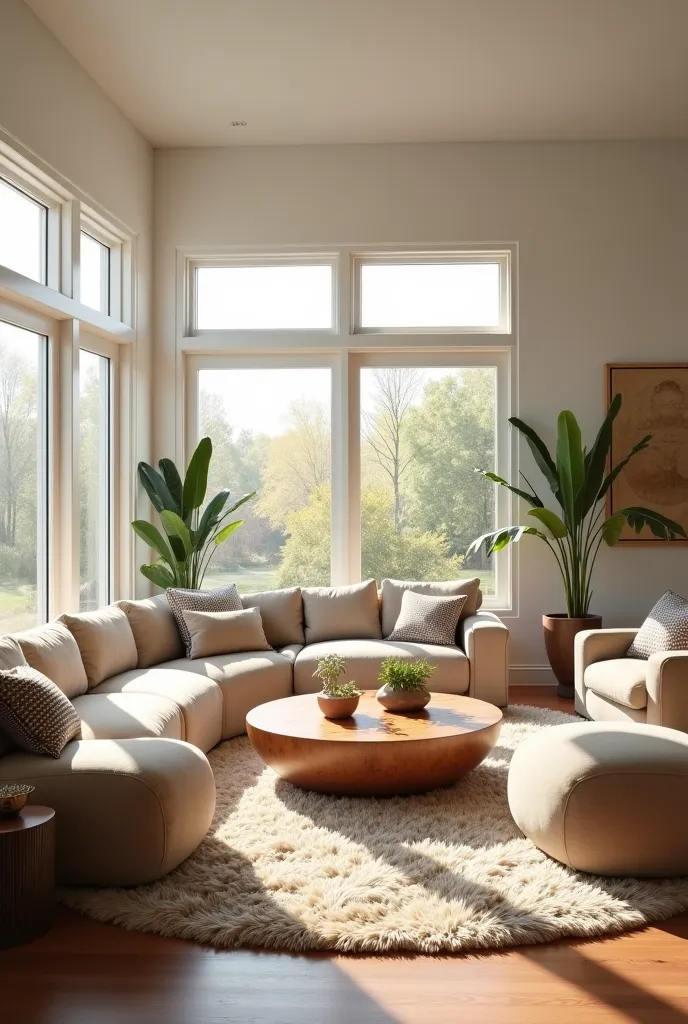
left=2, top=686, right=687, bottom=1024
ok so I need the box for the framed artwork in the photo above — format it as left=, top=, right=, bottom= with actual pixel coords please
left=606, top=363, right=688, bottom=544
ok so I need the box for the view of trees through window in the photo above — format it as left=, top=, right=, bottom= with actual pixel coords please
left=79, top=349, right=110, bottom=610
left=0, top=321, right=46, bottom=631
left=199, top=365, right=495, bottom=594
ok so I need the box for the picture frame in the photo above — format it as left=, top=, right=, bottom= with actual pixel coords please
left=606, top=363, right=688, bottom=545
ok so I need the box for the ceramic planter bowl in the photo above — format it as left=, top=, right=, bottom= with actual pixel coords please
left=0, top=783, right=35, bottom=819
left=376, top=684, right=431, bottom=713
left=317, top=694, right=360, bottom=719
left=543, top=613, right=602, bottom=699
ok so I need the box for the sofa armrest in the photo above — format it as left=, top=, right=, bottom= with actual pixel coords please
left=574, top=628, right=638, bottom=716
left=458, top=611, right=509, bottom=708
left=646, top=651, right=688, bottom=731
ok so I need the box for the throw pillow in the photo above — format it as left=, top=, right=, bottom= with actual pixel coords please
left=166, top=584, right=243, bottom=656
left=59, top=607, right=138, bottom=688
left=302, top=580, right=382, bottom=644
left=387, top=590, right=468, bottom=646
left=627, top=590, right=688, bottom=660
left=116, top=595, right=185, bottom=667
left=14, top=621, right=89, bottom=699
left=380, top=578, right=481, bottom=637
left=0, top=666, right=80, bottom=758
left=181, top=607, right=272, bottom=659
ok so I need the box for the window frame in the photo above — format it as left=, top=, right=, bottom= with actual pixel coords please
left=0, top=131, right=136, bottom=616
left=352, top=250, right=511, bottom=335
left=180, top=243, right=517, bottom=611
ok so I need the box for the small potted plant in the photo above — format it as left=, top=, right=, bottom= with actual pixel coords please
left=313, top=654, right=362, bottom=719
left=376, top=657, right=436, bottom=712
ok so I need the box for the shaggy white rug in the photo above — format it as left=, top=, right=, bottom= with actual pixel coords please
left=62, top=706, right=688, bottom=954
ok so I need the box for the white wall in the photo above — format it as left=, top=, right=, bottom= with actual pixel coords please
left=0, top=0, right=154, bottom=595
left=154, top=141, right=688, bottom=676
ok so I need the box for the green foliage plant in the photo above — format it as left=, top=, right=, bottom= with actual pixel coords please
left=378, top=657, right=436, bottom=692
left=132, top=437, right=256, bottom=590
left=468, top=396, right=687, bottom=618
left=313, top=654, right=362, bottom=698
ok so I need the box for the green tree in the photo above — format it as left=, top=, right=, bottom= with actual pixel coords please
left=0, top=342, right=36, bottom=550
left=257, top=399, right=330, bottom=530
left=277, top=485, right=463, bottom=588
left=405, top=370, right=495, bottom=566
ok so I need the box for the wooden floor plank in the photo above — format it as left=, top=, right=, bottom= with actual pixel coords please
left=1, top=686, right=687, bottom=1024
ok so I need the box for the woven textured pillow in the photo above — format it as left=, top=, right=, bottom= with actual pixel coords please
left=166, top=584, right=242, bottom=656
left=0, top=666, right=80, bottom=758
left=627, top=590, right=688, bottom=660
left=387, top=590, right=468, bottom=646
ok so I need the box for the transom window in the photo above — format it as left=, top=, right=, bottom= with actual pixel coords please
left=80, top=232, right=111, bottom=314
left=0, top=176, right=47, bottom=284
left=195, top=263, right=333, bottom=330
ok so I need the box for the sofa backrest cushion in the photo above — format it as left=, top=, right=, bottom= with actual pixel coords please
left=241, top=588, right=305, bottom=647
left=59, top=607, right=138, bottom=689
left=182, top=607, right=272, bottom=659
left=116, top=595, right=184, bottom=668
left=302, top=579, right=382, bottom=645
left=0, top=635, right=28, bottom=671
left=380, top=577, right=482, bottom=638
left=13, top=621, right=88, bottom=699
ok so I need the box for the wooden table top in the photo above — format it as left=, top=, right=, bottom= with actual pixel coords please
left=246, top=692, right=502, bottom=744
left=0, top=806, right=55, bottom=835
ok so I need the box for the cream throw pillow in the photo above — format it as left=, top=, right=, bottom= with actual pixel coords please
left=14, top=622, right=88, bottom=699
left=181, top=607, right=272, bottom=659
left=117, top=595, right=185, bottom=667
left=59, top=607, right=138, bottom=689
left=166, top=584, right=242, bottom=656
left=302, top=580, right=382, bottom=644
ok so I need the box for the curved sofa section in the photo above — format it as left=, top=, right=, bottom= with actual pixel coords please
left=0, top=585, right=508, bottom=886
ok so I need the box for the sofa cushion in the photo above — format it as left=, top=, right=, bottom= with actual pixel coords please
left=387, top=590, right=468, bottom=646
left=183, top=650, right=293, bottom=738
left=584, top=689, right=648, bottom=724
left=294, top=639, right=470, bottom=695
left=182, top=607, right=271, bottom=659
left=166, top=584, right=242, bottom=656
left=92, top=667, right=223, bottom=752
left=13, top=622, right=88, bottom=699
left=116, top=595, right=184, bottom=667
left=277, top=644, right=303, bottom=665
left=72, top=693, right=183, bottom=741
left=59, top=607, right=138, bottom=689
left=584, top=658, right=648, bottom=710
left=0, top=665, right=81, bottom=758
left=627, top=590, right=688, bottom=660
left=381, top=577, right=481, bottom=638
left=302, top=580, right=381, bottom=645
left=0, top=636, right=27, bottom=671
left=241, top=587, right=304, bottom=647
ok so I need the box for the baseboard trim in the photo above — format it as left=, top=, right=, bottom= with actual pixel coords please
left=509, top=665, right=556, bottom=686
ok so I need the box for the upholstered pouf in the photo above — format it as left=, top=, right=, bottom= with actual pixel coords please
left=508, top=721, right=688, bottom=877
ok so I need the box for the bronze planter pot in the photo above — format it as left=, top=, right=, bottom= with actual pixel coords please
left=317, top=694, right=360, bottom=719
left=376, top=685, right=431, bottom=713
left=543, top=613, right=602, bottom=700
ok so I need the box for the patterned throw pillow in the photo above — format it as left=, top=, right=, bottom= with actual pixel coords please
left=0, top=666, right=80, bottom=758
left=627, top=590, right=688, bottom=660
left=387, top=590, right=468, bottom=646
left=166, top=584, right=243, bottom=656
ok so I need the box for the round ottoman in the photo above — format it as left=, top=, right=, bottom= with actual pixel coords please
left=508, top=721, right=688, bottom=877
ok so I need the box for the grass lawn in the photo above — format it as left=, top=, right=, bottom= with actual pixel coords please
left=204, top=565, right=495, bottom=595
left=0, top=582, right=37, bottom=632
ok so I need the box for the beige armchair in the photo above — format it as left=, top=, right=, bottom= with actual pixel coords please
left=575, top=628, right=688, bottom=732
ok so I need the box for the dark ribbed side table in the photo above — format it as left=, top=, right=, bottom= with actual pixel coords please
left=0, top=806, right=55, bottom=948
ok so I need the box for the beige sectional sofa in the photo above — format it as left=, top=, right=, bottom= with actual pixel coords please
left=0, top=578, right=508, bottom=887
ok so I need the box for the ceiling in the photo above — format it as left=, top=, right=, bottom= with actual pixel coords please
left=25, top=0, right=688, bottom=147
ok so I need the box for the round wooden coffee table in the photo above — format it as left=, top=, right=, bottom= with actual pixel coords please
left=246, top=692, right=502, bottom=796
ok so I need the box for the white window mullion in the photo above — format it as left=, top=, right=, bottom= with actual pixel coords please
left=54, top=319, right=81, bottom=613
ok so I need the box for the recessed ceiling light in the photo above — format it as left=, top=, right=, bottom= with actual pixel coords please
left=231, top=121, right=247, bottom=127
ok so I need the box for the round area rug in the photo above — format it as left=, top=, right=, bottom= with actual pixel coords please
left=61, top=706, right=688, bottom=954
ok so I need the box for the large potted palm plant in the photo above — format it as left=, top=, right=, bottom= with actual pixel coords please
left=132, top=437, right=255, bottom=589
left=468, top=395, right=686, bottom=697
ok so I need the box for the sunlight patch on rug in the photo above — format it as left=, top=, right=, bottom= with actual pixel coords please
left=61, top=706, right=688, bottom=954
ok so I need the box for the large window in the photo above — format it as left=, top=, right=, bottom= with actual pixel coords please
left=185, top=247, right=514, bottom=608
left=360, top=365, right=496, bottom=593
left=0, top=320, right=48, bottom=631
left=79, top=350, right=111, bottom=610
left=198, top=366, right=332, bottom=592
left=0, top=177, right=47, bottom=284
